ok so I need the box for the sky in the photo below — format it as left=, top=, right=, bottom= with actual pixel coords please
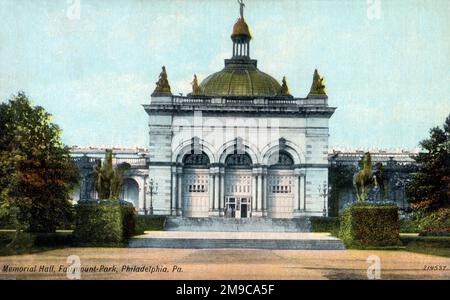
left=0, top=0, right=449, bottom=150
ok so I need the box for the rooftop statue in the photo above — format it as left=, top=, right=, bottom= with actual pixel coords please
left=191, top=74, right=202, bottom=96
left=280, top=76, right=290, bottom=96
left=238, top=0, right=245, bottom=19
left=309, top=69, right=326, bottom=96
left=152, top=66, right=172, bottom=95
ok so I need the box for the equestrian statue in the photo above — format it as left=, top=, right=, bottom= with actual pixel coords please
left=353, top=152, right=386, bottom=202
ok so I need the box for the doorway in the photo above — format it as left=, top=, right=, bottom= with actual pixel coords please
left=225, top=197, right=250, bottom=218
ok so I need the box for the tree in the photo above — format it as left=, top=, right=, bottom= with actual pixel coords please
left=407, top=114, right=450, bottom=212
left=0, top=92, right=79, bottom=232
left=94, top=150, right=130, bottom=200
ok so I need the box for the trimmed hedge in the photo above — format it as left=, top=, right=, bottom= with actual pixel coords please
left=120, top=202, right=137, bottom=238
left=339, top=203, right=400, bottom=247
left=310, top=217, right=340, bottom=235
left=135, top=215, right=166, bottom=234
left=73, top=201, right=123, bottom=245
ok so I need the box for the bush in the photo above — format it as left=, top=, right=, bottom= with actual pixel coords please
left=310, top=217, right=340, bottom=235
left=0, top=231, right=74, bottom=255
left=400, top=218, right=419, bottom=233
left=416, top=208, right=450, bottom=231
left=120, top=202, right=137, bottom=238
left=339, top=202, right=400, bottom=247
left=0, top=211, right=15, bottom=230
left=73, top=201, right=123, bottom=246
left=56, top=205, right=76, bottom=230
left=6, top=232, right=35, bottom=250
left=135, top=215, right=166, bottom=234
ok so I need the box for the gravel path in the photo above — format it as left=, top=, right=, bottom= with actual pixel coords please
left=0, top=248, right=448, bottom=280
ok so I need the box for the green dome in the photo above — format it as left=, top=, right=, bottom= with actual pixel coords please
left=199, top=60, right=281, bottom=97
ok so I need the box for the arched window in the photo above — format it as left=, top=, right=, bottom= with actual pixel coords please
left=268, top=151, right=294, bottom=167
left=183, top=151, right=210, bottom=167
left=122, top=178, right=139, bottom=207
left=225, top=153, right=252, bottom=167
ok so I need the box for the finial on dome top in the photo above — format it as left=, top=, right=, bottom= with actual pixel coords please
left=191, top=74, right=202, bottom=96
left=308, top=69, right=327, bottom=97
left=280, top=76, right=291, bottom=96
left=238, top=0, right=245, bottom=19
left=231, top=0, right=251, bottom=40
left=152, top=66, right=172, bottom=96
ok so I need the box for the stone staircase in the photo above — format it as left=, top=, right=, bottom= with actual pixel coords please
left=128, top=217, right=346, bottom=250
left=164, top=217, right=312, bottom=232
left=129, top=234, right=345, bottom=250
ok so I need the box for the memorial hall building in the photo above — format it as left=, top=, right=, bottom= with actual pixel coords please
left=72, top=8, right=337, bottom=219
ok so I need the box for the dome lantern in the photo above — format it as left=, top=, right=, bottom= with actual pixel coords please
left=231, top=0, right=251, bottom=58
left=198, top=0, right=290, bottom=98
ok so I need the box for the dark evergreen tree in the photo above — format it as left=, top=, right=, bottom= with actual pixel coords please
left=407, top=114, right=450, bottom=212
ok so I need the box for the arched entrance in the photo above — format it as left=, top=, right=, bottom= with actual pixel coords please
left=224, top=153, right=253, bottom=218
left=182, top=151, right=210, bottom=217
left=267, top=151, right=295, bottom=218
left=122, top=178, right=139, bottom=208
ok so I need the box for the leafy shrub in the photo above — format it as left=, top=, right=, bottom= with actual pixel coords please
left=416, top=208, right=450, bottom=231
left=339, top=202, right=400, bottom=247
left=73, top=201, right=123, bottom=245
left=400, top=218, right=419, bottom=233
left=56, top=205, right=76, bottom=230
left=120, top=202, right=137, bottom=238
left=135, top=215, right=166, bottom=234
left=310, top=217, right=340, bottom=235
left=0, top=231, right=15, bottom=245
left=6, top=231, right=35, bottom=250
left=0, top=213, right=15, bottom=230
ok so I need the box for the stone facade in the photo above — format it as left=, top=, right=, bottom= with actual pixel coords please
left=144, top=100, right=333, bottom=218
left=140, top=11, right=336, bottom=219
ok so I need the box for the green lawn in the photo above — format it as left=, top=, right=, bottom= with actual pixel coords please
left=401, top=236, right=450, bottom=257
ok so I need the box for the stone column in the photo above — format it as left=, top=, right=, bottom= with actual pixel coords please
left=294, top=168, right=301, bottom=211
left=262, top=168, right=268, bottom=215
left=251, top=169, right=257, bottom=214
left=177, top=168, right=183, bottom=216
left=208, top=169, right=214, bottom=213
left=138, top=176, right=145, bottom=214
left=171, top=168, right=177, bottom=216
left=219, top=167, right=225, bottom=216
left=257, top=173, right=263, bottom=213
left=214, top=169, right=219, bottom=214
left=300, top=172, right=306, bottom=211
